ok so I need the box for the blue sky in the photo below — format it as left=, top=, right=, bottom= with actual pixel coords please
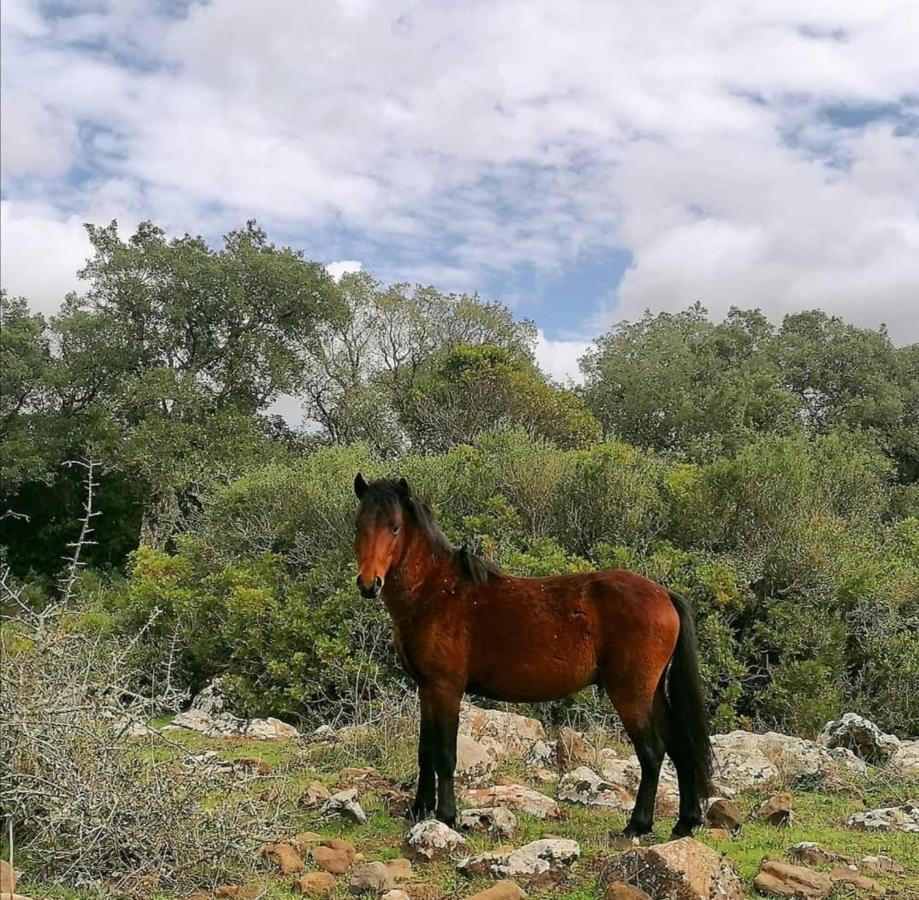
left=2, top=0, right=918, bottom=380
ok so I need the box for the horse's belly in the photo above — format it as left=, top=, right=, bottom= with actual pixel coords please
left=467, top=648, right=599, bottom=703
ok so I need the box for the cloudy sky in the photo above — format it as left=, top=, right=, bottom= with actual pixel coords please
left=2, top=0, right=918, bottom=381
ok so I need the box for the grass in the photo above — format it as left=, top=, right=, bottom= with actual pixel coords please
left=13, top=719, right=919, bottom=899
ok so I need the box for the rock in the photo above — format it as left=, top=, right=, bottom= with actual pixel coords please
left=887, top=740, right=919, bottom=778
left=754, top=792, right=794, bottom=826
left=235, top=756, right=272, bottom=776
left=709, top=733, right=779, bottom=794
left=214, top=886, right=260, bottom=899
left=707, top=828, right=730, bottom=841
left=382, top=892, right=411, bottom=900
left=531, top=766, right=556, bottom=783
left=322, top=788, right=368, bottom=825
left=704, top=798, right=744, bottom=833
left=860, top=855, right=904, bottom=875
left=829, top=868, right=886, bottom=895
left=787, top=843, right=853, bottom=868
left=300, top=780, right=332, bottom=807
left=173, top=678, right=299, bottom=739
left=525, top=739, right=557, bottom=768
left=600, top=752, right=681, bottom=816
left=458, top=838, right=579, bottom=884
left=311, top=724, right=338, bottom=742
left=603, top=884, right=654, bottom=900
left=464, top=880, right=527, bottom=900
left=598, top=837, right=743, bottom=900
left=338, top=766, right=380, bottom=784
left=349, top=861, right=397, bottom=894
left=182, top=750, right=235, bottom=775
left=405, top=820, right=468, bottom=861
left=401, top=885, right=447, bottom=900
left=460, top=701, right=546, bottom=756
left=456, top=734, right=498, bottom=784
left=313, top=845, right=352, bottom=874
left=818, top=713, right=900, bottom=764
left=261, top=842, right=305, bottom=875
left=847, top=801, right=919, bottom=832
left=292, top=831, right=324, bottom=853
left=293, top=872, right=336, bottom=898
left=558, top=766, right=633, bottom=811
left=557, top=727, right=592, bottom=768
left=462, top=783, right=560, bottom=819
left=386, top=858, right=413, bottom=880
left=753, top=860, right=832, bottom=898
left=1, top=860, right=16, bottom=894
left=458, top=806, right=518, bottom=839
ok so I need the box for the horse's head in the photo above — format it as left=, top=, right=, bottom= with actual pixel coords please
left=353, top=473, right=412, bottom=598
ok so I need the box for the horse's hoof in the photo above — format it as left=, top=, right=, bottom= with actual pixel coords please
left=670, top=819, right=699, bottom=838
left=435, top=811, right=456, bottom=828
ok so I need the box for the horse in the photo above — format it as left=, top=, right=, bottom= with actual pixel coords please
left=352, top=473, right=712, bottom=838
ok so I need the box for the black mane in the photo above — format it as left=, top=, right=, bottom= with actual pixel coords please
left=359, top=478, right=501, bottom=585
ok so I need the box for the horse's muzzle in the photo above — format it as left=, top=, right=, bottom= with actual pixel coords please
left=356, top=574, right=383, bottom=599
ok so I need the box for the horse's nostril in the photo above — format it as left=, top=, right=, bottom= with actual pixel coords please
left=374, top=575, right=384, bottom=590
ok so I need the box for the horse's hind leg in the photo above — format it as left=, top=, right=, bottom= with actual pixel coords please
left=605, top=680, right=667, bottom=837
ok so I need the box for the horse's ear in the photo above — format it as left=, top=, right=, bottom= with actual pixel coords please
left=354, top=472, right=368, bottom=498
left=398, top=477, right=411, bottom=498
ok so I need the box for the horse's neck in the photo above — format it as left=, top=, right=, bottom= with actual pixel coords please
left=384, top=530, right=456, bottom=618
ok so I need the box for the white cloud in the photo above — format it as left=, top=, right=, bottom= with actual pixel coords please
left=326, top=260, right=363, bottom=282
left=534, top=330, right=590, bottom=385
left=1, top=0, right=917, bottom=339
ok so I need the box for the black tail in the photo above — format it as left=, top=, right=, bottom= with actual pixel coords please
left=666, top=591, right=713, bottom=803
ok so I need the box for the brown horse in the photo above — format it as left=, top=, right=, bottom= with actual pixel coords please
left=353, top=474, right=712, bottom=837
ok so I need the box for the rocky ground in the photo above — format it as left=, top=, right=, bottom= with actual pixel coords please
left=11, top=692, right=919, bottom=899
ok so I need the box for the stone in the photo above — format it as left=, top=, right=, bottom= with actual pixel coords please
left=173, top=678, right=299, bottom=739
left=603, top=884, right=654, bottom=900
left=322, top=788, right=368, bottom=825
left=704, top=798, right=744, bottom=833
left=235, top=756, right=272, bottom=776
left=313, top=845, right=352, bottom=874
left=525, top=739, right=557, bottom=768
left=457, top=806, right=518, bottom=839
left=818, top=713, right=900, bottom=764
left=558, top=766, right=633, bottom=811
left=829, top=868, right=886, bottom=895
left=386, top=858, right=413, bottom=880
left=246, top=716, right=299, bottom=739
left=557, top=726, right=592, bottom=768
left=787, top=843, right=853, bottom=868
left=708, top=732, right=779, bottom=794
left=598, top=837, right=743, bottom=900
left=847, top=801, right=919, bottom=833
left=531, top=766, right=556, bottom=783
left=349, top=861, right=397, bottom=894
left=214, top=886, right=260, bottom=899
left=292, top=873, right=336, bottom=898
left=464, top=880, right=527, bottom=900
left=886, top=740, right=919, bottom=778
left=301, top=780, right=332, bottom=807
left=753, top=860, right=832, bottom=898
left=459, top=701, right=546, bottom=756
left=261, top=842, right=305, bottom=875
left=401, top=885, right=447, bottom=900
left=754, top=792, right=793, bottom=826
left=405, top=820, right=468, bottom=861
left=707, top=828, right=730, bottom=841
left=456, top=734, right=498, bottom=784
left=381, top=892, right=411, bottom=900
left=600, top=752, right=681, bottom=816
left=311, top=724, right=337, bottom=742
left=860, top=855, right=904, bottom=875
left=462, top=783, right=560, bottom=819
left=458, top=838, right=579, bottom=884
left=292, top=831, right=324, bottom=853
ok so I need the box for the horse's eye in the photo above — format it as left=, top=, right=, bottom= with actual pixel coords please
left=392, top=525, right=401, bottom=534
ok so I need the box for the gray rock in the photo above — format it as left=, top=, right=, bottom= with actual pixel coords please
left=322, top=788, right=368, bottom=825
left=558, top=766, right=633, bottom=811
left=455, top=734, right=498, bottom=784
left=847, top=801, right=919, bottom=833
left=459, top=702, right=546, bottom=756
left=818, top=713, right=900, bottom=764
left=457, top=806, right=518, bottom=839
left=462, top=783, right=560, bottom=819
left=458, top=838, right=580, bottom=881
left=886, top=740, right=919, bottom=779
left=404, top=820, right=467, bottom=861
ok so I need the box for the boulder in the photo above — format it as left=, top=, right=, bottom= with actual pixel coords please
left=173, top=678, right=299, bottom=739
left=458, top=838, right=579, bottom=884
left=599, top=752, right=681, bottom=816
left=603, top=884, right=654, bottom=900
left=404, top=820, right=468, bottom=861
left=704, top=798, right=744, bottom=833
left=456, top=734, right=498, bottom=784
left=847, top=801, right=919, bottom=833
left=818, top=713, right=899, bottom=764
left=292, top=831, right=324, bottom=853
left=787, top=842, right=853, bottom=868
left=460, top=702, right=546, bottom=756
left=261, top=842, right=305, bottom=875
left=462, top=783, right=560, bottom=819
left=828, top=868, right=886, bottom=895
left=525, top=739, right=557, bottom=768
left=322, top=788, right=368, bottom=825
left=754, top=792, right=793, bottom=826
left=457, top=806, right=518, bottom=839
left=349, top=861, right=397, bottom=894
left=311, top=724, right=338, bottom=742
left=300, top=780, right=332, bottom=807
left=246, top=716, right=299, bottom=739
left=464, top=880, right=527, bottom=900
left=312, top=845, right=352, bottom=874
left=886, top=740, right=919, bottom=779
left=293, top=872, right=336, bottom=897
left=557, top=727, right=592, bottom=768
left=753, top=860, right=832, bottom=898
left=860, top=855, right=904, bottom=875
left=558, top=766, right=633, bottom=811
left=598, top=837, right=743, bottom=900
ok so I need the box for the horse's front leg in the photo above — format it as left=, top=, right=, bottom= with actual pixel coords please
left=420, top=683, right=461, bottom=826
left=409, top=695, right=436, bottom=821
